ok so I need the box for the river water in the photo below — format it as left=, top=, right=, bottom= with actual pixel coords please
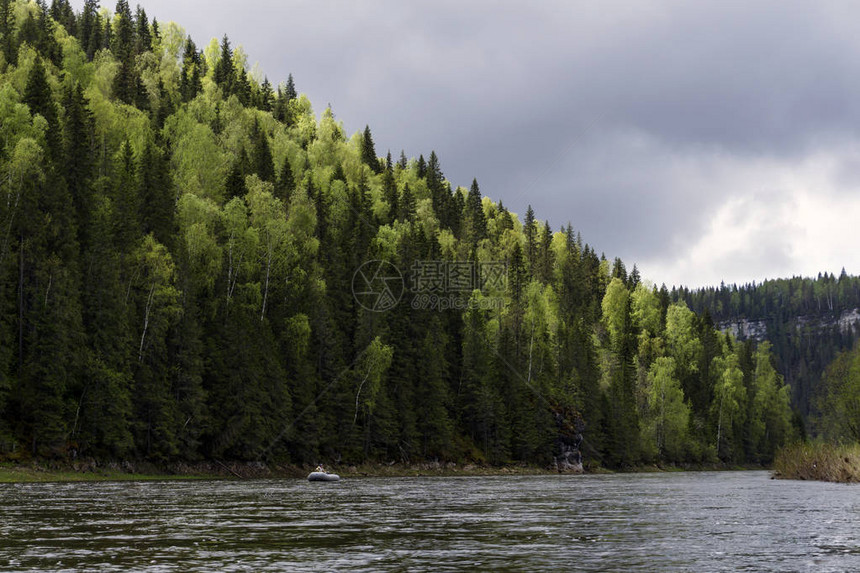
left=1, top=471, right=858, bottom=571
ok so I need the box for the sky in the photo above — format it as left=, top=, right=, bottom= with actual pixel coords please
left=70, top=0, right=860, bottom=288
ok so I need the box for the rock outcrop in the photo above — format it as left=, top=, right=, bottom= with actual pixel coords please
left=718, top=308, right=860, bottom=342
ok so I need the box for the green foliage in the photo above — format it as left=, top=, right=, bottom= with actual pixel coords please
left=0, top=0, right=794, bottom=468
left=815, top=340, right=860, bottom=443
left=642, top=356, right=690, bottom=461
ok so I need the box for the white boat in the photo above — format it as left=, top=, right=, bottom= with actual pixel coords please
left=307, top=471, right=340, bottom=482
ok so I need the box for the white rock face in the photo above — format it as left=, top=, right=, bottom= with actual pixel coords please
left=720, top=319, right=769, bottom=341
left=718, top=308, right=860, bottom=341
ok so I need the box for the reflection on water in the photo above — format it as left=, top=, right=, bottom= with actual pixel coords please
left=1, top=471, right=859, bottom=571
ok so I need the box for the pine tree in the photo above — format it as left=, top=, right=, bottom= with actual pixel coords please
left=111, top=0, right=137, bottom=105
left=113, top=141, right=141, bottom=252
left=398, top=183, right=416, bottom=222
left=213, top=35, right=234, bottom=95
left=23, top=56, right=61, bottom=164
left=79, top=196, right=134, bottom=457
left=465, top=178, right=487, bottom=243
left=234, top=67, right=251, bottom=106
left=284, top=73, right=297, bottom=100
left=134, top=6, right=151, bottom=54
left=63, top=82, right=95, bottom=246
left=180, top=37, right=202, bottom=102
left=381, top=163, right=397, bottom=223
left=360, top=125, right=381, bottom=173
left=0, top=0, right=16, bottom=65
left=250, top=119, right=275, bottom=183
left=275, top=157, right=294, bottom=204
left=139, top=140, right=175, bottom=248
left=83, top=3, right=101, bottom=60
left=224, top=147, right=249, bottom=199
left=34, top=0, right=62, bottom=66
left=524, top=205, right=536, bottom=274
left=258, top=77, right=274, bottom=111
left=416, top=154, right=426, bottom=178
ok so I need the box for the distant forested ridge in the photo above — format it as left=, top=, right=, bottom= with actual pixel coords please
left=0, top=0, right=795, bottom=467
left=673, top=273, right=860, bottom=432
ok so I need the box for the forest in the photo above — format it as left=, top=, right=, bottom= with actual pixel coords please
left=675, top=274, right=860, bottom=436
left=0, top=0, right=797, bottom=468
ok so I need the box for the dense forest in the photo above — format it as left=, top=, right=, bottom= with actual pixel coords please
left=674, top=274, right=860, bottom=434
left=0, top=0, right=797, bottom=468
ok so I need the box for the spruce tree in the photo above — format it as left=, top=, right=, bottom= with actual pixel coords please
left=258, top=77, right=274, bottom=111
left=360, top=125, right=381, bottom=173
left=398, top=183, right=416, bottom=222
left=63, top=82, right=95, bottom=245
left=275, top=158, right=294, bottom=204
left=134, top=6, right=151, bottom=54
left=110, top=0, right=138, bottom=105
left=381, top=163, right=397, bottom=223
left=234, top=66, right=251, bottom=106
left=0, top=0, right=16, bottom=65
left=139, top=140, right=175, bottom=248
left=465, top=178, right=487, bottom=243
left=225, top=148, right=249, bottom=199
left=523, top=205, right=537, bottom=275
left=250, top=119, right=275, bottom=183
left=213, top=35, right=234, bottom=95
left=84, top=5, right=101, bottom=60
left=416, top=154, right=426, bottom=178
left=23, top=56, right=61, bottom=164
left=284, top=73, right=297, bottom=100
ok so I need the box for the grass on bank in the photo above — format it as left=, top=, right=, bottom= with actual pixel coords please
left=773, top=442, right=860, bottom=483
left=0, top=463, right=222, bottom=484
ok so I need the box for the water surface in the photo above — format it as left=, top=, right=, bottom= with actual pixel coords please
left=1, top=471, right=858, bottom=571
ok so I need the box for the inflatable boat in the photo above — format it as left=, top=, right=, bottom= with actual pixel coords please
left=307, top=471, right=340, bottom=482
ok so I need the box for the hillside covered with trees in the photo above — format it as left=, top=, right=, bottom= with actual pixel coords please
left=674, top=274, right=860, bottom=434
left=0, top=0, right=796, bottom=468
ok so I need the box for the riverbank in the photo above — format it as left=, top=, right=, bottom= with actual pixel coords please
left=0, top=459, right=766, bottom=484
left=0, top=460, right=766, bottom=483
left=0, top=460, right=559, bottom=483
left=772, top=442, right=860, bottom=483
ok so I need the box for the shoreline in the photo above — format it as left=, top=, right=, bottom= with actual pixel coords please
left=772, top=442, right=860, bottom=483
left=0, top=459, right=767, bottom=484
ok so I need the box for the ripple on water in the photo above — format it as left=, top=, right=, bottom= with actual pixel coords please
left=2, top=471, right=860, bottom=571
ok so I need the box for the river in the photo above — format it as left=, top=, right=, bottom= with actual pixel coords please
left=1, top=470, right=858, bottom=571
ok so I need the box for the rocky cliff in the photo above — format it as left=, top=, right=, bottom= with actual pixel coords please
left=718, top=308, right=860, bottom=342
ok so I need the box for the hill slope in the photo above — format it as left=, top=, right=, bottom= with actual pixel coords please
left=0, top=0, right=795, bottom=467
left=675, top=273, right=860, bottom=431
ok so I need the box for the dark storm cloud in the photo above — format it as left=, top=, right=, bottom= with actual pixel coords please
left=70, top=1, right=860, bottom=285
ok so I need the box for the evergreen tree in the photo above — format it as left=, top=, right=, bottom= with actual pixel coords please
left=24, top=56, right=61, bottom=163
left=63, top=82, right=95, bottom=246
left=275, top=157, right=294, bottom=204
left=0, top=0, right=16, bottom=65
left=464, top=178, right=487, bottom=244
left=180, top=37, right=202, bottom=102
left=258, top=77, right=274, bottom=111
left=135, top=5, right=151, bottom=54
left=360, top=125, right=381, bottom=173
left=83, top=3, right=102, bottom=60
left=249, top=119, right=275, bottom=183
left=523, top=205, right=536, bottom=274
left=213, top=35, right=234, bottom=95
left=139, top=140, right=175, bottom=247
left=224, top=147, right=250, bottom=199
left=111, top=0, right=137, bottom=105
